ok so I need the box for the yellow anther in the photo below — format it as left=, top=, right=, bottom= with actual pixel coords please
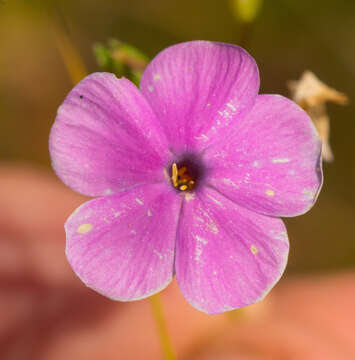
left=172, top=163, right=178, bottom=187
left=171, top=163, right=196, bottom=191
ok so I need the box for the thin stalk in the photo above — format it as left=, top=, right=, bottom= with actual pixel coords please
left=149, top=294, right=177, bottom=360
left=51, top=20, right=87, bottom=84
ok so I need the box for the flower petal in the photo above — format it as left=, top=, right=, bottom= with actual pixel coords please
left=175, top=187, right=289, bottom=314
left=204, top=95, right=323, bottom=217
left=140, top=41, right=259, bottom=153
left=49, top=73, right=171, bottom=197
left=65, top=184, right=182, bottom=300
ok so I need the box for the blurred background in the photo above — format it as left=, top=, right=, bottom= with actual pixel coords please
left=0, top=0, right=354, bottom=359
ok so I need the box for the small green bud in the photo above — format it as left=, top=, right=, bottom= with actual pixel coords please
left=230, top=0, right=263, bottom=23
left=93, top=39, right=149, bottom=86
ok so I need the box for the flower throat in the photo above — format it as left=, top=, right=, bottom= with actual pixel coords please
left=171, top=163, right=195, bottom=191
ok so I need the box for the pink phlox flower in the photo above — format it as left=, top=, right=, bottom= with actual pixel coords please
left=49, top=41, right=322, bottom=314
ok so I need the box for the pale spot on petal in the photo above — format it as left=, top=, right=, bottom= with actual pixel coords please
left=265, top=189, right=275, bottom=197
left=244, top=173, right=251, bottom=183
left=250, top=245, right=258, bottom=254
left=104, top=188, right=113, bottom=195
left=195, top=235, right=208, bottom=262
left=226, top=102, right=236, bottom=111
left=195, top=134, right=209, bottom=141
left=196, top=235, right=208, bottom=245
left=153, top=250, right=163, bottom=260
left=223, top=178, right=239, bottom=188
left=206, top=193, right=224, bottom=207
left=153, top=73, right=161, bottom=81
left=135, top=198, right=144, bottom=205
left=272, top=158, right=290, bottom=163
left=77, top=223, right=93, bottom=234
left=148, top=85, right=154, bottom=92
left=195, top=248, right=203, bottom=261
left=207, top=223, right=218, bottom=234
left=218, top=109, right=231, bottom=119
left=185, top=192, right=195, bottom=202
left=147, top=209, right=152, bottom=217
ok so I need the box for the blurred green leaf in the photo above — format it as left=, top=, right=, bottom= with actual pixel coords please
left=93, top=39, right=149, bottom=86
left=230, top=0, right=263, bottom=23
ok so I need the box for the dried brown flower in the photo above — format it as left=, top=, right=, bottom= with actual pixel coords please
left=288, top=71, right=348, bottom=162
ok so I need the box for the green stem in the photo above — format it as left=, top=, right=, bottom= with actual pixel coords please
left=149, top=294, right=177, bottom=360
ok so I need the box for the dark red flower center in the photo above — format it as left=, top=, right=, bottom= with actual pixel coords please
left=169, top=154, right=205, bottom=192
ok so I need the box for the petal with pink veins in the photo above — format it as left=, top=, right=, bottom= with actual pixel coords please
left=65, top=184, right=182, bottom=301
left=50, top=73, right=171, bottom=197
left=175, top=187, right=289, bottom=314
left=140, top=41, right=259, bottom=153
left=204, top=94, right=323, bottom=217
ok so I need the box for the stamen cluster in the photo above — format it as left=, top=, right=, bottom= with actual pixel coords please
left=171, top=163, right=195, bottom=191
